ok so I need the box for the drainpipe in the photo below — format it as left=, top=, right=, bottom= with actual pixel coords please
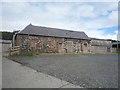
left=12, top=33, right=16, bottom=47
left=12, top=31, right=20, bottom=47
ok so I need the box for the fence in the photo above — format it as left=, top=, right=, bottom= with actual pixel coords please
left=9, top=46, right=20, bottom=55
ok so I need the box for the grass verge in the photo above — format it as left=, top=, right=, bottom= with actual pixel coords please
left=10, top=52, right=33, bottom=57
left=33, top=52, right=89, bottom=56
left=9, top=51, right=117, bottom=57
left=112, top=52, right=120, bottom=54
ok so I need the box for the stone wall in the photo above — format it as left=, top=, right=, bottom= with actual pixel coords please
left=90, top=39, right=112, bottom=53
left=2, top=44, right=12, bottom=52
left=16, top=34, right=90, bottom=53
left=1, top=40, right=12, bottom=52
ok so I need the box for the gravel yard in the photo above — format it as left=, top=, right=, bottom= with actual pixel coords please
left=10, top=54, right=118, bottom=88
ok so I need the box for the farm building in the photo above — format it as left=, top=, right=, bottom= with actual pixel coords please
left=15, top=24, right=91, bottom=53
left=90, top=38, right=112, bottom=53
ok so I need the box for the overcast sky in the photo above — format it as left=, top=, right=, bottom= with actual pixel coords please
left=1, top=1, right=119, bottom=40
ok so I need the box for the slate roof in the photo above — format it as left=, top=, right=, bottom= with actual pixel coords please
left=18, top=24, right=90, bottom=40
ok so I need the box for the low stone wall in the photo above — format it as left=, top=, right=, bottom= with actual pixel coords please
left=90, top=45, right=111, bottom=53
left=90, top=39, right=112, bottom=53
left=2, top=43, right=12, bottom=52
left=112, top=48, right=120, bottom=52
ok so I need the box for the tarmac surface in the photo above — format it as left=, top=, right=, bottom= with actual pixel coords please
left=2, top=57, right=81, bottom=88
left=10, top=54, right=118, bottom=88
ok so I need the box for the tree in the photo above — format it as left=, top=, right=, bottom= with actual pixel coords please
left=1, top=31, right=13, bottom=40
left=1, top=30, right=20, bottom=40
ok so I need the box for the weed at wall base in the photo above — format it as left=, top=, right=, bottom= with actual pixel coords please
left=10, top=52, right=33, bottom=57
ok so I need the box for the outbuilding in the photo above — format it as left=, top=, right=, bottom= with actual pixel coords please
left=15, top=24, right=91, bottom=53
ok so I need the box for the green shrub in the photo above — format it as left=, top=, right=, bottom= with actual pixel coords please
left=20, top=52, right=33, bottom=56
left=33, top=52, right=42, bottom=55
left=10, top=53, right=20, bottom=57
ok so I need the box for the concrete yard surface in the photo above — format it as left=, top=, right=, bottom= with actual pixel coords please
left=2, top=57, right=81, bottom=88
left=9, top=54, right=118, bottom=88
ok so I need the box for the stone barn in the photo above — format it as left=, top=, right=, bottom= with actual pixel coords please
left=90, top=38, right=112, bottom=53
left=15, top=24, right=90, bottom=53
